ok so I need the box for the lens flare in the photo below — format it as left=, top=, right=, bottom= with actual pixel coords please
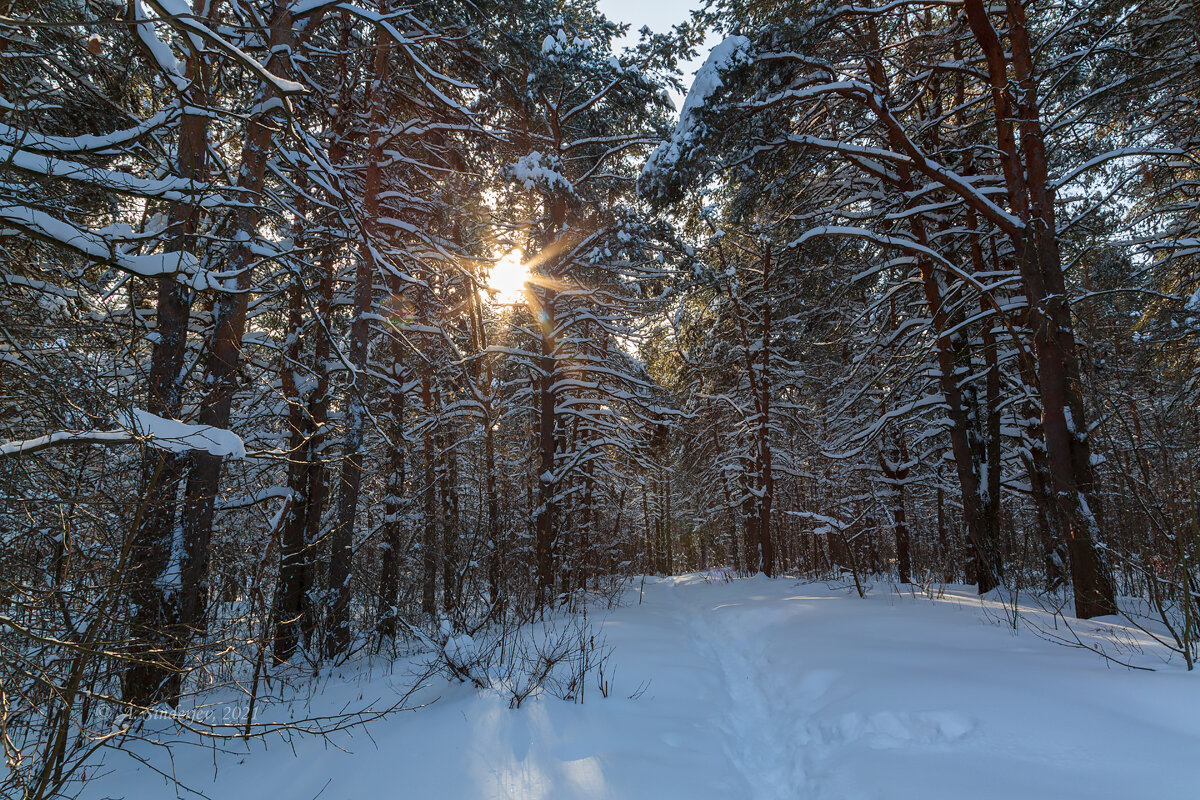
left=487, top=250, right=530, bottom=304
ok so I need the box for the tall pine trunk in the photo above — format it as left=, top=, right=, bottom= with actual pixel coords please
left=124, top=15, right=215, bottom=706
left=274, top=16, right=348, bottom=664
left=326, top=8, right=391, bottom=656
left=176, top=2, right=301, bottom=655
left=965, top=0, right=1116, bottom=617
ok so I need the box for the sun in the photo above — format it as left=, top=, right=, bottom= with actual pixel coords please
left=487, top=249, right=531, bottom=304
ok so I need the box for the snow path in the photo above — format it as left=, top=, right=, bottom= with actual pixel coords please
left=88, top=575, right=1200, bottom=800
left=673, top=579, right=807, bottom=798
left=662, top=576, right=982, bottom=800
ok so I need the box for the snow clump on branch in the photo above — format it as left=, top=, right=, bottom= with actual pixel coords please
left=638, top=34, right=753, bottom=204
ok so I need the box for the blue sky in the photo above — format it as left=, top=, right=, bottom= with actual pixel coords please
left=596, top=0, right=715, bottom=109
left=598, top=0, right=698, bottom=40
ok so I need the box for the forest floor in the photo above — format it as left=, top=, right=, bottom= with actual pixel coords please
left=88, top=575, right=1200, bottom=800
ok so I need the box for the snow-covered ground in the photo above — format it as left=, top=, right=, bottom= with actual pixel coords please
left=88, top=575, right=1200, bottom=799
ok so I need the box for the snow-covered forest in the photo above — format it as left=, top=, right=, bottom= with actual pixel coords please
left=2, top=0, right=1200, bottom=797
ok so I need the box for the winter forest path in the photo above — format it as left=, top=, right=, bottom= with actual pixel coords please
left=654, top=575, right=1200, bottom=800
left=91, top=576, right=1200, bottom=800
left=670, top=577, right=820, bottom=798
left=660, top=575, right=981, bottom=799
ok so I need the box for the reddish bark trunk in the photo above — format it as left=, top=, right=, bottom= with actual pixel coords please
left=327, top=11, right=391, bottom=655
left=124, top=9, right=215, bottom=706
left=964, top=0, right=1116, bottom=617
left=177, top=2, right=302, bottom=645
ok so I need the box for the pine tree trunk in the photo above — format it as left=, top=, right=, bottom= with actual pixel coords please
left=124, top=19, right=215, bottom=707
left=275, top=187, right=314, bottom=663
left=965, top=0, right=1116, bottom=617
left=758, top=245, right=775, bottom=577
left=327, top=9, right=390, bottom=655
left=881, top=438, right=912, bottom=585
left=420, top=364, right=440, bottom=619
left=274, top=15, right=348, bottom=663
left=176, top=2, right=300, bottom=650
left=535, top=306, right=558, bottom=607
left=440, top=423, right=460, bottom=614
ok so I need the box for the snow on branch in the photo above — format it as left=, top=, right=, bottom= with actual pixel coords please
left=336, top=2, right=478, bottom=118
left=0, top=430, right=139, bottom=459
left=132, top=0, right=188, bottom=92
left=138, top=0, right=306, bottom=97
left=1, top=409, right=244, bottom=459
left=0, top=144, right=226, bottom=205
left=0, top=111, right=178, bottom=155
left=123, top=409, right=245, bottom=457
left=639, top=34, right=753, bottom=193
left=0, top=204, right=223, bottom=290
left=788, top=225, right=998, bottom=300
left=509, top=151, right=576, bottom=196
